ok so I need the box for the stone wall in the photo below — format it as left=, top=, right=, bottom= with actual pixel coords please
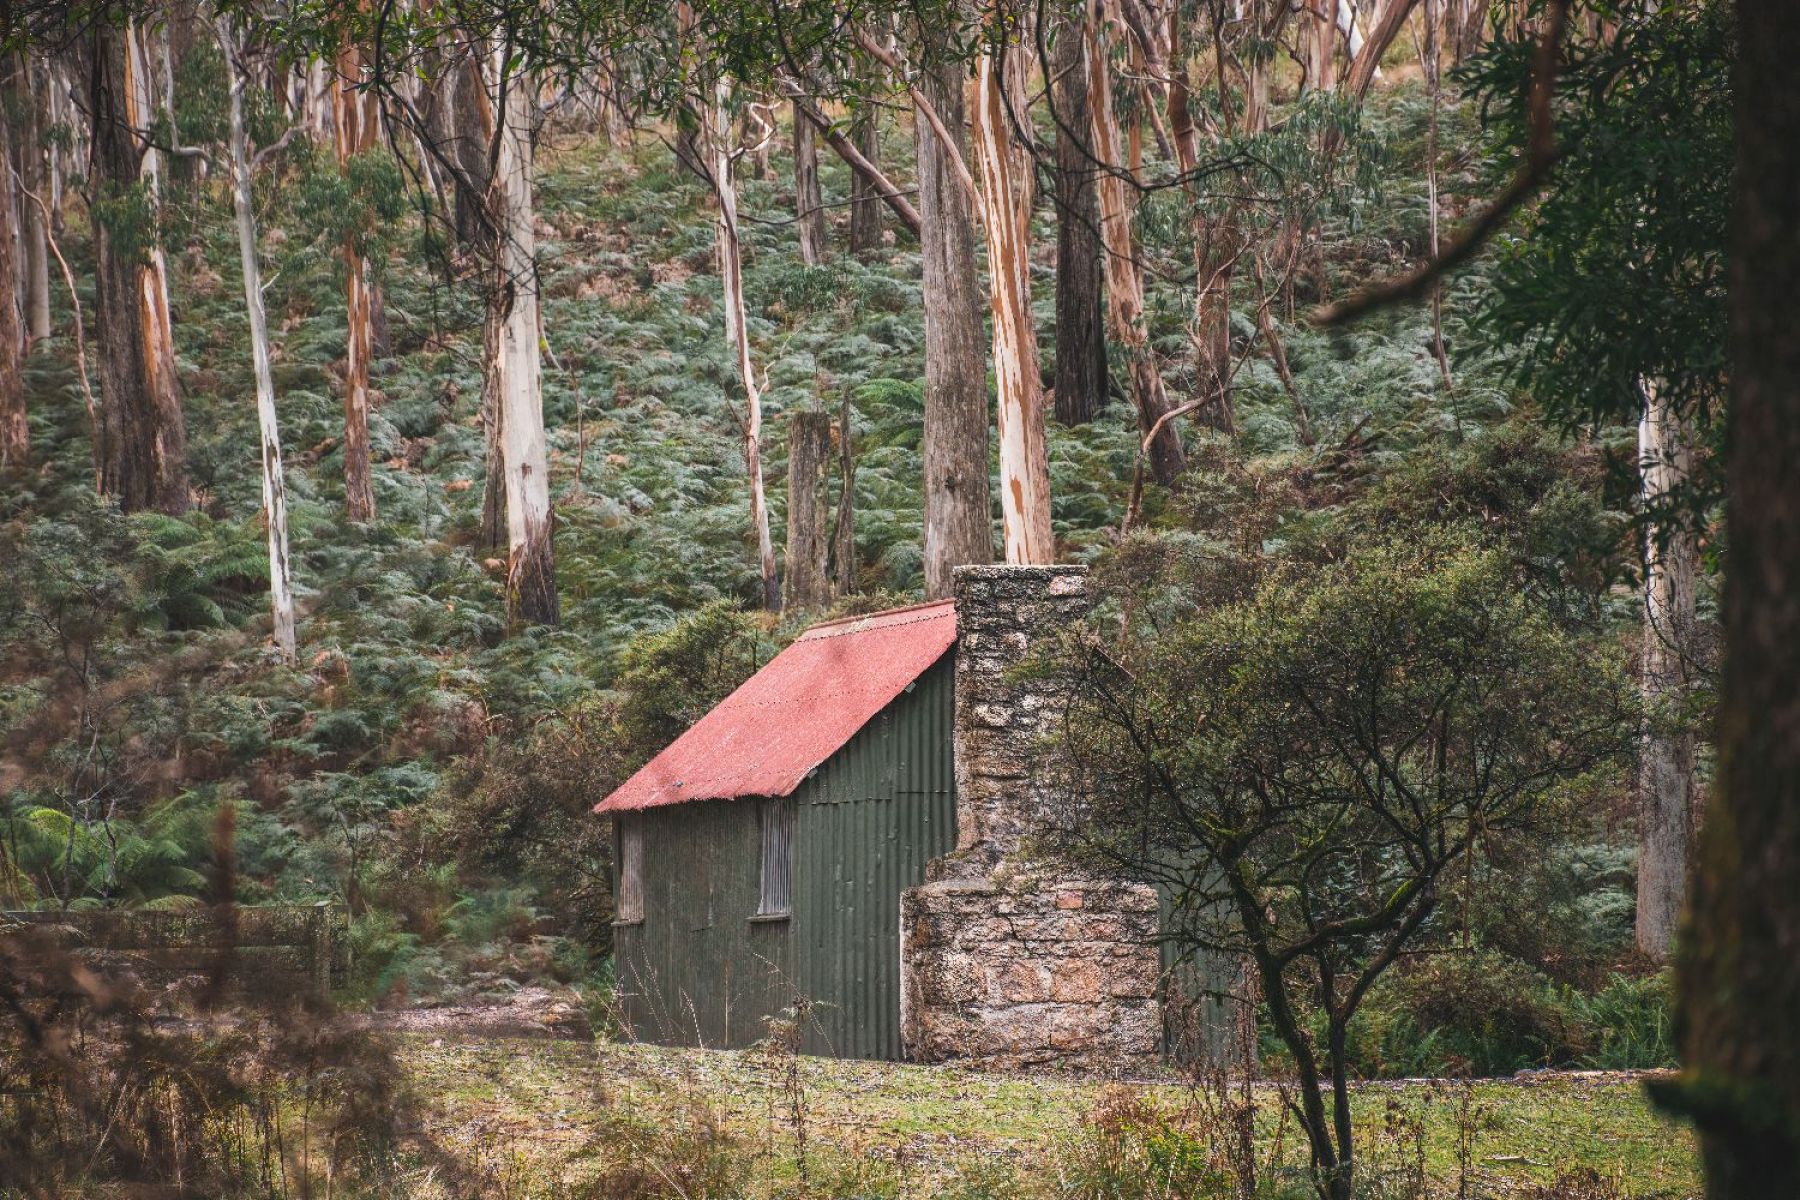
left=901, top=876, right=1161, bottom=1071
left=900, top=564, right=1164, bottom=1070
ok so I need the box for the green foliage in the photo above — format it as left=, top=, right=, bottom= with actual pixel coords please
left=1466, top=0, right=1731, bottom=511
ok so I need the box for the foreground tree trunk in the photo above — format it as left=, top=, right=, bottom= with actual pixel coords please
left=792, top=99, right=827, bottom=266
left=1667, top=1, right=1800, bottom=1191
left=915, top=58, right=993, bottom=597
left=848, top=108, right=881, bottom=254
left=219, top=19, right=297, bottom=663
left=486, top=59, right=558, bottom=626
left=1636, top=384, right=1698, bottom=963
left=1088, top=4, right=1185, bottom=483
left=333, top=37, right=379, bottom=523
left=712, top=83, right=780, bottom=611
left=784, top=410, right=833, bottom=610
left=1051, top=17, right=1107, bottom=427
left=973, top=40, right=1054, bottom=564
left=832, top=392, right=856, bottom=595
left=89, top=22, right=187, bottom=513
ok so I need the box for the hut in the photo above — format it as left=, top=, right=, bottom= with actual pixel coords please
left=597, top=566, right=1237, bottom=1069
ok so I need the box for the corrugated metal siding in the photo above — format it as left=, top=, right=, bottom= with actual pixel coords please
left=613, top=801, right=794, bottom=1049
left=796, top=656, right=957, bottom=1060
left=611, top=655, right=955, bottom=1059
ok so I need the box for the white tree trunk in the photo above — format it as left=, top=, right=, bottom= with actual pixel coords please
left=972, top=42, right=1054, bottom=564
left=488, top=57, right=558, bottom=625
left=218, top=18, right=297, bottom=663
left=713, top=81, right=780, bottom=609
left=1637, top=383, right=1699, bottom=963
left=1086, top=6, right=1185, bottom=486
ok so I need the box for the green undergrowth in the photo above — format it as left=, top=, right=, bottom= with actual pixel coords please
left=398, top=1038, right=1699, bottom=1199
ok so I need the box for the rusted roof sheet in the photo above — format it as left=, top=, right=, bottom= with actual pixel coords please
left=595, top=600, right=957, bottom=813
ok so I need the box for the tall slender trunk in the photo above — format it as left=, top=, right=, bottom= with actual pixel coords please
left=13, top=54, right=51, bottom=343
left=916, top=58, right=993, bottom=596
left=1051, top=14, right=1107, bottom=428
left=333, top=37, right=379, bottom=523
left=847, top=108, right=882, bottom=254
left=713, top=82, right=780, bottom=610
left=793, top=99, right=827, bottom=266
left=1636, top=384, right=1698, bottom=963
left=219, top=19, right=297, bottom=663
left=973, top=39, right=1054, bottom=565
left=1424, top=0, right=1452, bottom=387
left=784, top=410, right=833, bottom=610
left=832, top=391, right=856, bottom=596
left=1087, top=3, right=1184, bottom=483
left=89, top=22, right=187, bottom=513
left=487, top=58, right=558, bottom=626
left=0, top=74, right=25, bottom=472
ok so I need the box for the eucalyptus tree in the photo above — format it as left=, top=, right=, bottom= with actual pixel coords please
left=1470, top=0, right=1730, bottom=961
left=86, top=16, right=190, bottom=513
left=213, top=9, right=300, bottom=662
left=331, top=22, right=381, bottom=523
left=0, top=59, right=25, bottom=471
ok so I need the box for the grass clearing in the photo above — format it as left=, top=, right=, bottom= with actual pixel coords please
left=397, top=1036, right=1699, bottom=1197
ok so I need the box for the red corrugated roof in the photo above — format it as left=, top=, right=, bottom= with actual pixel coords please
left=594, top=600, right=957, bottom=813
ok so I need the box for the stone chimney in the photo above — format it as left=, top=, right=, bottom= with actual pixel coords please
left=943, top=563, right=1091, bottom=875
left=898, top=564, right=1163, bottom=1071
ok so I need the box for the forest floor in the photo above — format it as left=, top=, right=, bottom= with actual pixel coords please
left=392, top=1031, right=1701, bottom=1198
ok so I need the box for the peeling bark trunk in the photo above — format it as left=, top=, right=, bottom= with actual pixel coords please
left=1087, top=4, right=1185, bottom=483
left=713, top=83, right=780, bottom=611
left=89, top=22, right=188, bottom=513
left=848, top=108, right=882, bottom=254
left=973, top=38, right=1054, bottom=564
left=0, top=75, right=25, bottom=472
left=487, top=60, right=558, bottom=626
left=793, top=99, right=827, bottom=266
left=1344, top=0, right=1422, bottom=100
left=1052, top=16, right=1107, bottom=428
left=219, top=18, right=297, bottom=662
left=916, top=59, right=993, bottom=596
left=784, top=410, right=834, bottom=610
left=333, top=37, right=379, bottom=523
left=1636, top=384, right=1698, bottom=964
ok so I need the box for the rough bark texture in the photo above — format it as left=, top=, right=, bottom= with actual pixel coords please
left=783, top=410, right=833, bottom=610
left=974, top=42, right=1054, bottom=565
left=333, top=38, right=379, bottom=523
left=792, top=99, right=827, bottom=266
left=916, top=59, right=994, bottom=598
left=847, top=109, right=881, bottom=254
left=488, top=62, right=558, bottom=627
left=786, top=87, right=921, bottom=236
left=712, top=84, right=780, bottom=611
left=0, top=77, right=25, bottom=472
left=220, top=20, right=297, bottom=662
left=1636, top=387, right=1698, bottom=964
left=89, top=22, right=188, bottom=513
left=1050, top=18, right=1107, bottom=428
left=1088, top=4, right=1185, bottom=484
left=1668, top=1, right=1800, bottom=1191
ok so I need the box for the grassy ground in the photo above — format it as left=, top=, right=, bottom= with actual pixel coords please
left=398, top=1036, right=1699, bottom=1198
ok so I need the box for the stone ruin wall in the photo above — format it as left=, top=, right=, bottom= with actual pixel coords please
left=900, top=564, right=1164, bottom=1072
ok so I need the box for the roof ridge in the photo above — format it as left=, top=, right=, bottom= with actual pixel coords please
left=799, top=598, right=956, bottom=638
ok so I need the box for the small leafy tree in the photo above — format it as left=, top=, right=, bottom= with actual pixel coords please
left=1056, top=533, right=1631, bottom=1200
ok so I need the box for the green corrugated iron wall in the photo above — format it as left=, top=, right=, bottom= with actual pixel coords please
left=796, top=655, right=957, bottom=1060
left=611, top=654, right=956, bottom=1059
left=613, top=798, right=795, bottom=1049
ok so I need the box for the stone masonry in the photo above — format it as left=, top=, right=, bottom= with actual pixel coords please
left=900, top=565, right=1164, bottom=1072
